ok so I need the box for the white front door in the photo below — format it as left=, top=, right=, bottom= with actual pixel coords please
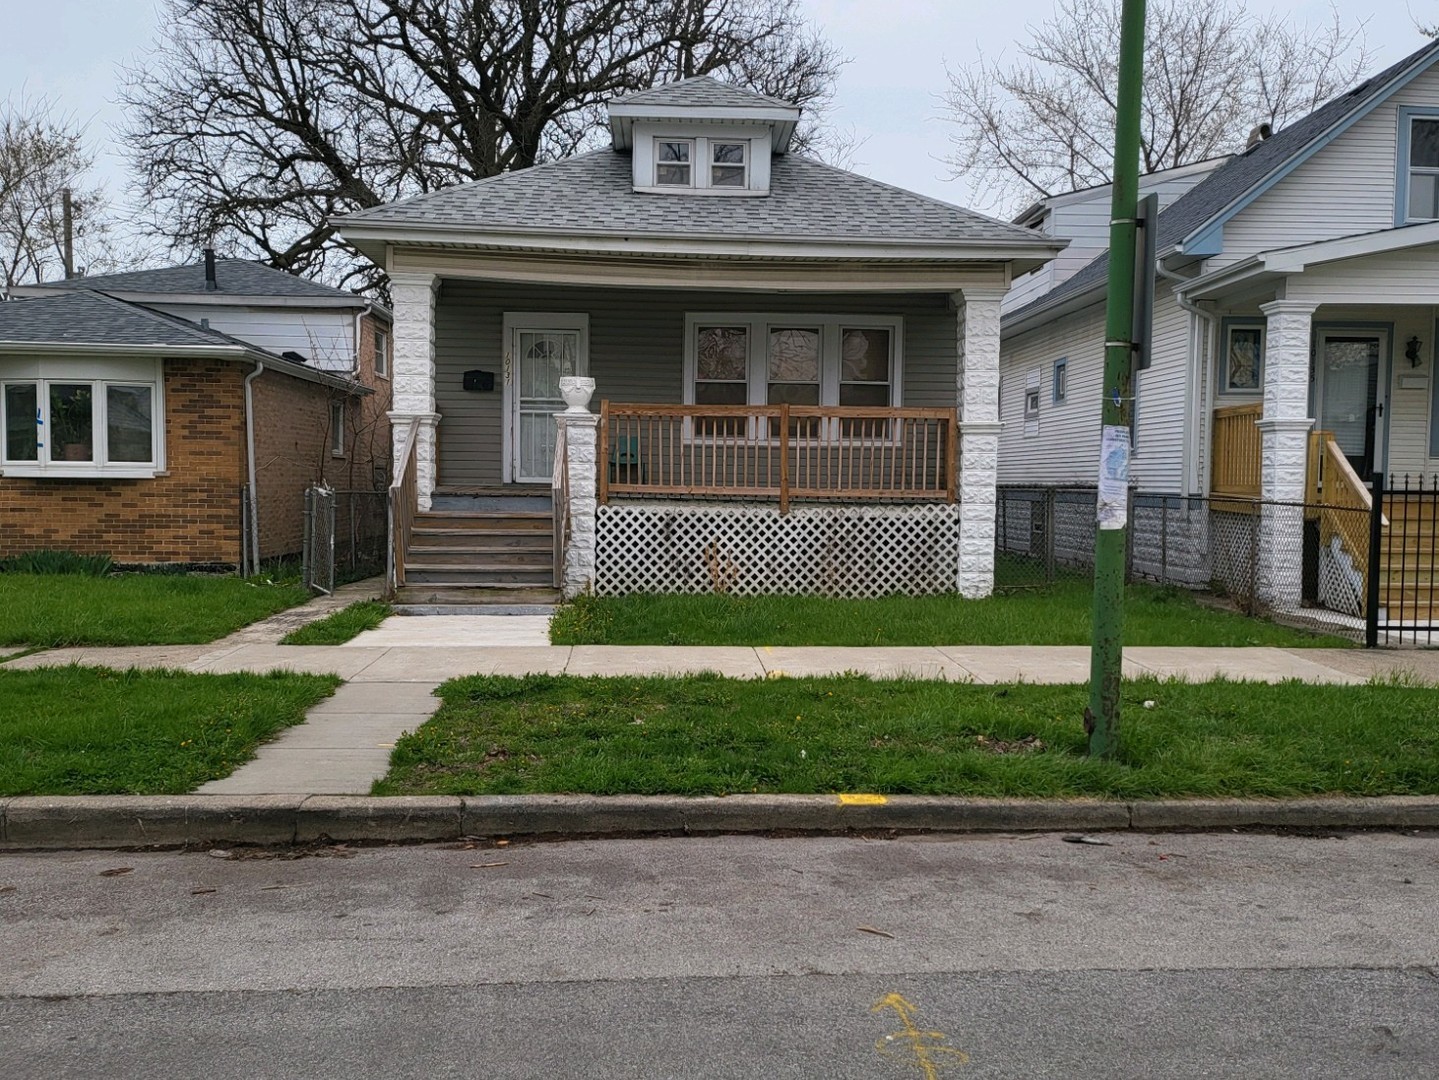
left=504, top=314, right=588, bottom=484
left=1312, top=328, right=1388, bottom=481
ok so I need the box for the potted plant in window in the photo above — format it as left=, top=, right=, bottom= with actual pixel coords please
left=51, top=387, right=94, bottom=461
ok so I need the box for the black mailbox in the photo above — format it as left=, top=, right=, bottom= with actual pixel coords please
left=463, top=369, right=496, bottom=392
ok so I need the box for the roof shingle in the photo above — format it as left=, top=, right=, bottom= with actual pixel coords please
left=610, top=76, right=797, bottom=111
left=27, top=258, right=365, bottom=302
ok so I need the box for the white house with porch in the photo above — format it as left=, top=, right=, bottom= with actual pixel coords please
left=338, top=78, right=1061, bottom=607
left=998, top=37, right=1439, bottom=629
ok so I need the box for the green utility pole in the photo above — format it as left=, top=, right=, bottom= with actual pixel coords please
left=1087, top=0, right=1148, bottom=758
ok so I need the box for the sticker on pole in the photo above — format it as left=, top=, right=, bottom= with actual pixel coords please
left=1097, top=425, right=1130, bottom=530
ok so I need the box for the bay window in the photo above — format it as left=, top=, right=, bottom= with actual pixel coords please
left=0, top=359, right=163, bottom=476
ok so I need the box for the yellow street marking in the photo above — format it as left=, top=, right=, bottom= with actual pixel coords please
left=872, top=993, right=969, bottom=1078
left=838, top=793, right=889, bottom=806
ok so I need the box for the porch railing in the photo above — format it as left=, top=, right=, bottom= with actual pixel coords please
left=1210, top=402, right=1263, bottom=502
left=1308, top=428, right=1384, bottom=603
left=387, top=418, right=419, bottom=593
left=598, top=402, right=958, bottom=513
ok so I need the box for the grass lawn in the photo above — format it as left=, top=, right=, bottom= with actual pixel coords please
left=0, top=666, right=339, bottom=795
left=374, top=673, right=1439, bottom=799
left=281, top=601, right=391, bottom=645
left=0, top=574, right=311, bottom=647
left=549, top=581, right=1345, bottom=648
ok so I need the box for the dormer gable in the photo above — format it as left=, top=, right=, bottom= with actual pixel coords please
left=607, top=76, right=802, bottom=196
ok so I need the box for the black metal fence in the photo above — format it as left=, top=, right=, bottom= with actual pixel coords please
left=1369, top=473, right=1438, bottom=647
left=995, top=485, right=1383, bottom=642
left=302, top=486, right=387, bottom=594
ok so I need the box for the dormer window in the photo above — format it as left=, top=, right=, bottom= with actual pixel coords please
left=711, top=142, right=748, bottom=187
left=655, top=140, right=693, bottom=187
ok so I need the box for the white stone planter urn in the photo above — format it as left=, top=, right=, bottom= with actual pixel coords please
left=559, top=376, right=596, bottom=414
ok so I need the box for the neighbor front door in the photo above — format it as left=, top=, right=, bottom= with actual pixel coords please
left=1313, top=329, right=1387, bottom=481
left=505, top=315, right=588, bottom=484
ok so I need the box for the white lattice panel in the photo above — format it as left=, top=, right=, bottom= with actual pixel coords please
left=596, top=502, right=961, bottom=597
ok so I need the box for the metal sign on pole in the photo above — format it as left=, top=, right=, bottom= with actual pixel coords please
left=1087, top=0, right=1148, bottom=758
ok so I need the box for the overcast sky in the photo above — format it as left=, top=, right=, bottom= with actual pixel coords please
left=1, top=0, right=1433, bottom=238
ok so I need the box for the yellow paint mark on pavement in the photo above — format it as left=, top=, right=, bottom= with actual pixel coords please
left=872, top=993, right=969, bottom=1078
left=838, top=793, right=889, bottom=806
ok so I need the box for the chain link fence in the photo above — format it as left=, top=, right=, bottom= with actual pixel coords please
left=996, top=485, right=1374, bottom=641
left=303, top=486, right=387, bottom=594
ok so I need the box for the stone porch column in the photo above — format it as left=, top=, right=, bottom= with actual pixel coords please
left=390, top=271, right=440, bottom=510
left=954, top=285, right=1007, bottom=599
left=557, top=397, right=599, bottom=599
left=1255, top=299, right=1318, bottom=610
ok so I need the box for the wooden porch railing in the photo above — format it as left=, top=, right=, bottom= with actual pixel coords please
left=598, top=402, right=958, bottom=513
left=551, top=420, right=570, bottom=589
left=387, top=419, right=419, bottom=593
left=1210, top=402, right=1263, bottom=502
left=1308, top=428, right=1385, bottom=599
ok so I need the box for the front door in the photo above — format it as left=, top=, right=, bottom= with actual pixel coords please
left=505, top=315, right=588, bottom=484
left=1313, top=329, right=1387, bottom=481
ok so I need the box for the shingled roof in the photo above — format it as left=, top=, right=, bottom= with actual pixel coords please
left=340, top=149, right=1051, bottom=249
left=24, top=258, right=365, bottom=304
left=0, top=291, right=363, bottom=390
left=1004, top=36, right=1439, bottom=326
left=610, top=75, right=796, bottom=111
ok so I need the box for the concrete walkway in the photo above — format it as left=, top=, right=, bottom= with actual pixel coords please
left=7, top=641, right=1439, bottom=685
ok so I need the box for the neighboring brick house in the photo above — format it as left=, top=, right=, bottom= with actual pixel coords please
left=1, top=257, right=392, bottom=568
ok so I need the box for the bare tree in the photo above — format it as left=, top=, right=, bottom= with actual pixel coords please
left=121, top=0, right=843, bottom=294
left=0, top=98, right=119, bottom=288
left=944, top=0, right=1371, bottom=213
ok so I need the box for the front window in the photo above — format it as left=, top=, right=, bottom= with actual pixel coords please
left=1407, top=116, right=1439, bottom=221
left=1, top=369, right=160, bottom=474
left=655, top=140, right=693, bottom=187
left=687, top=315, right=902, bottom=422
left=1224, top=323, right=1264, bottom=392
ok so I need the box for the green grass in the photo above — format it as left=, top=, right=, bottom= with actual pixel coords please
left=374, top=673, right=1439, bottom=799
left=281, top=601, right=391, bottom=645
left=549, top=581, right=1345, bottom=648
left=0, top=666, right=340, bottom=795
left=0, top=573, right=311, bottom=647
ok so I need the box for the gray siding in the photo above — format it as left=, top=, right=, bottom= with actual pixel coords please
left=148, top=304, right=357, bottom=370
left=434, top=281, right=957, bottom=487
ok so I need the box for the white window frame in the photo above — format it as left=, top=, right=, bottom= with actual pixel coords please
left=0, top=357, right=166, bottom=478
left=329, top=399, right=346, bottom=457
left=654, top=138, right=695, bottom=188
left=650, top=136, right=754, bottom=192
left=683, top=313, right=904, bottom=440
left=709, top=139, right=749, bottom=189
left=373, top=328, right=389, bottom=379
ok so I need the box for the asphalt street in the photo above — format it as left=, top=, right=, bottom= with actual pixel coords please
left=2, top=831, right=1437, bottom=1077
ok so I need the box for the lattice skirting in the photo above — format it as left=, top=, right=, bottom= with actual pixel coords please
left=596, top=502, right=961, bottom=597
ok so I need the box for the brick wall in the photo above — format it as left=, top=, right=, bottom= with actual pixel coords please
left=251, top=311, right=392, bottom=559
left=0, top=359, right=246, bottom=565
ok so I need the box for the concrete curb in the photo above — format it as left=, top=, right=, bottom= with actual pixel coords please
left=2, top=794, right=1438, bottom=851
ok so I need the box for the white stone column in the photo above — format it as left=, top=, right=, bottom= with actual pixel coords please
left=1255, top=299, right=1318, bottom=610
left=954, top=286, right=1007, bottom=599
left=557, top=389, right=599, bottom=599
left=389, top=272, right=440, bottom=510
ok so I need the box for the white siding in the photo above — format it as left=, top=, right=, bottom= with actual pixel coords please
left=1285, top=244, right=1439, bottom=304
left=148, top=304, right=358, bottom=370
left=999, top=284, right=1190, bottom=492
left=1210, top=64, right=1439, bottom=269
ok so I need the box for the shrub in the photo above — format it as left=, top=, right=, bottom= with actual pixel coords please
left=3, top=549, right=114, bottom=576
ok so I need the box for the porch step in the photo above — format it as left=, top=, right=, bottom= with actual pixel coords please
left=410, top=529, right=553, bottom=550
left=393, top=585, right=562, bottom=607
left=404, top=566, right=554, bottom=586
left=400, top=505, right=560, bottom=598
left=406, top=547, right=552, bottom=566
left=414, top=511, right=552, bottom=531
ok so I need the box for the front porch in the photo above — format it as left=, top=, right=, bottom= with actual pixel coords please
left=385, top=276, right=1010, bottom=604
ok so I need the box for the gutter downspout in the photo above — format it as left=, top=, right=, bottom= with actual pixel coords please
left=1157, top=263, right=1216, bottom=496
left=243, top=360, right=264, bottom=574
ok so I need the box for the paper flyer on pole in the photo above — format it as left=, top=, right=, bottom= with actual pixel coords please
left=1097, top=425, right=1130, bottom=530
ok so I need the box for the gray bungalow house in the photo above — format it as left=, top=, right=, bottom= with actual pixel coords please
left=339, top=78, right=1061, bottom=604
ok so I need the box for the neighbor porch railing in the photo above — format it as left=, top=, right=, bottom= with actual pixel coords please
left=1210, top=402, right=1263, bottom=504
left=387, top=418, right=420, bottom=593
left=598, top=402, right=958, bottom=513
